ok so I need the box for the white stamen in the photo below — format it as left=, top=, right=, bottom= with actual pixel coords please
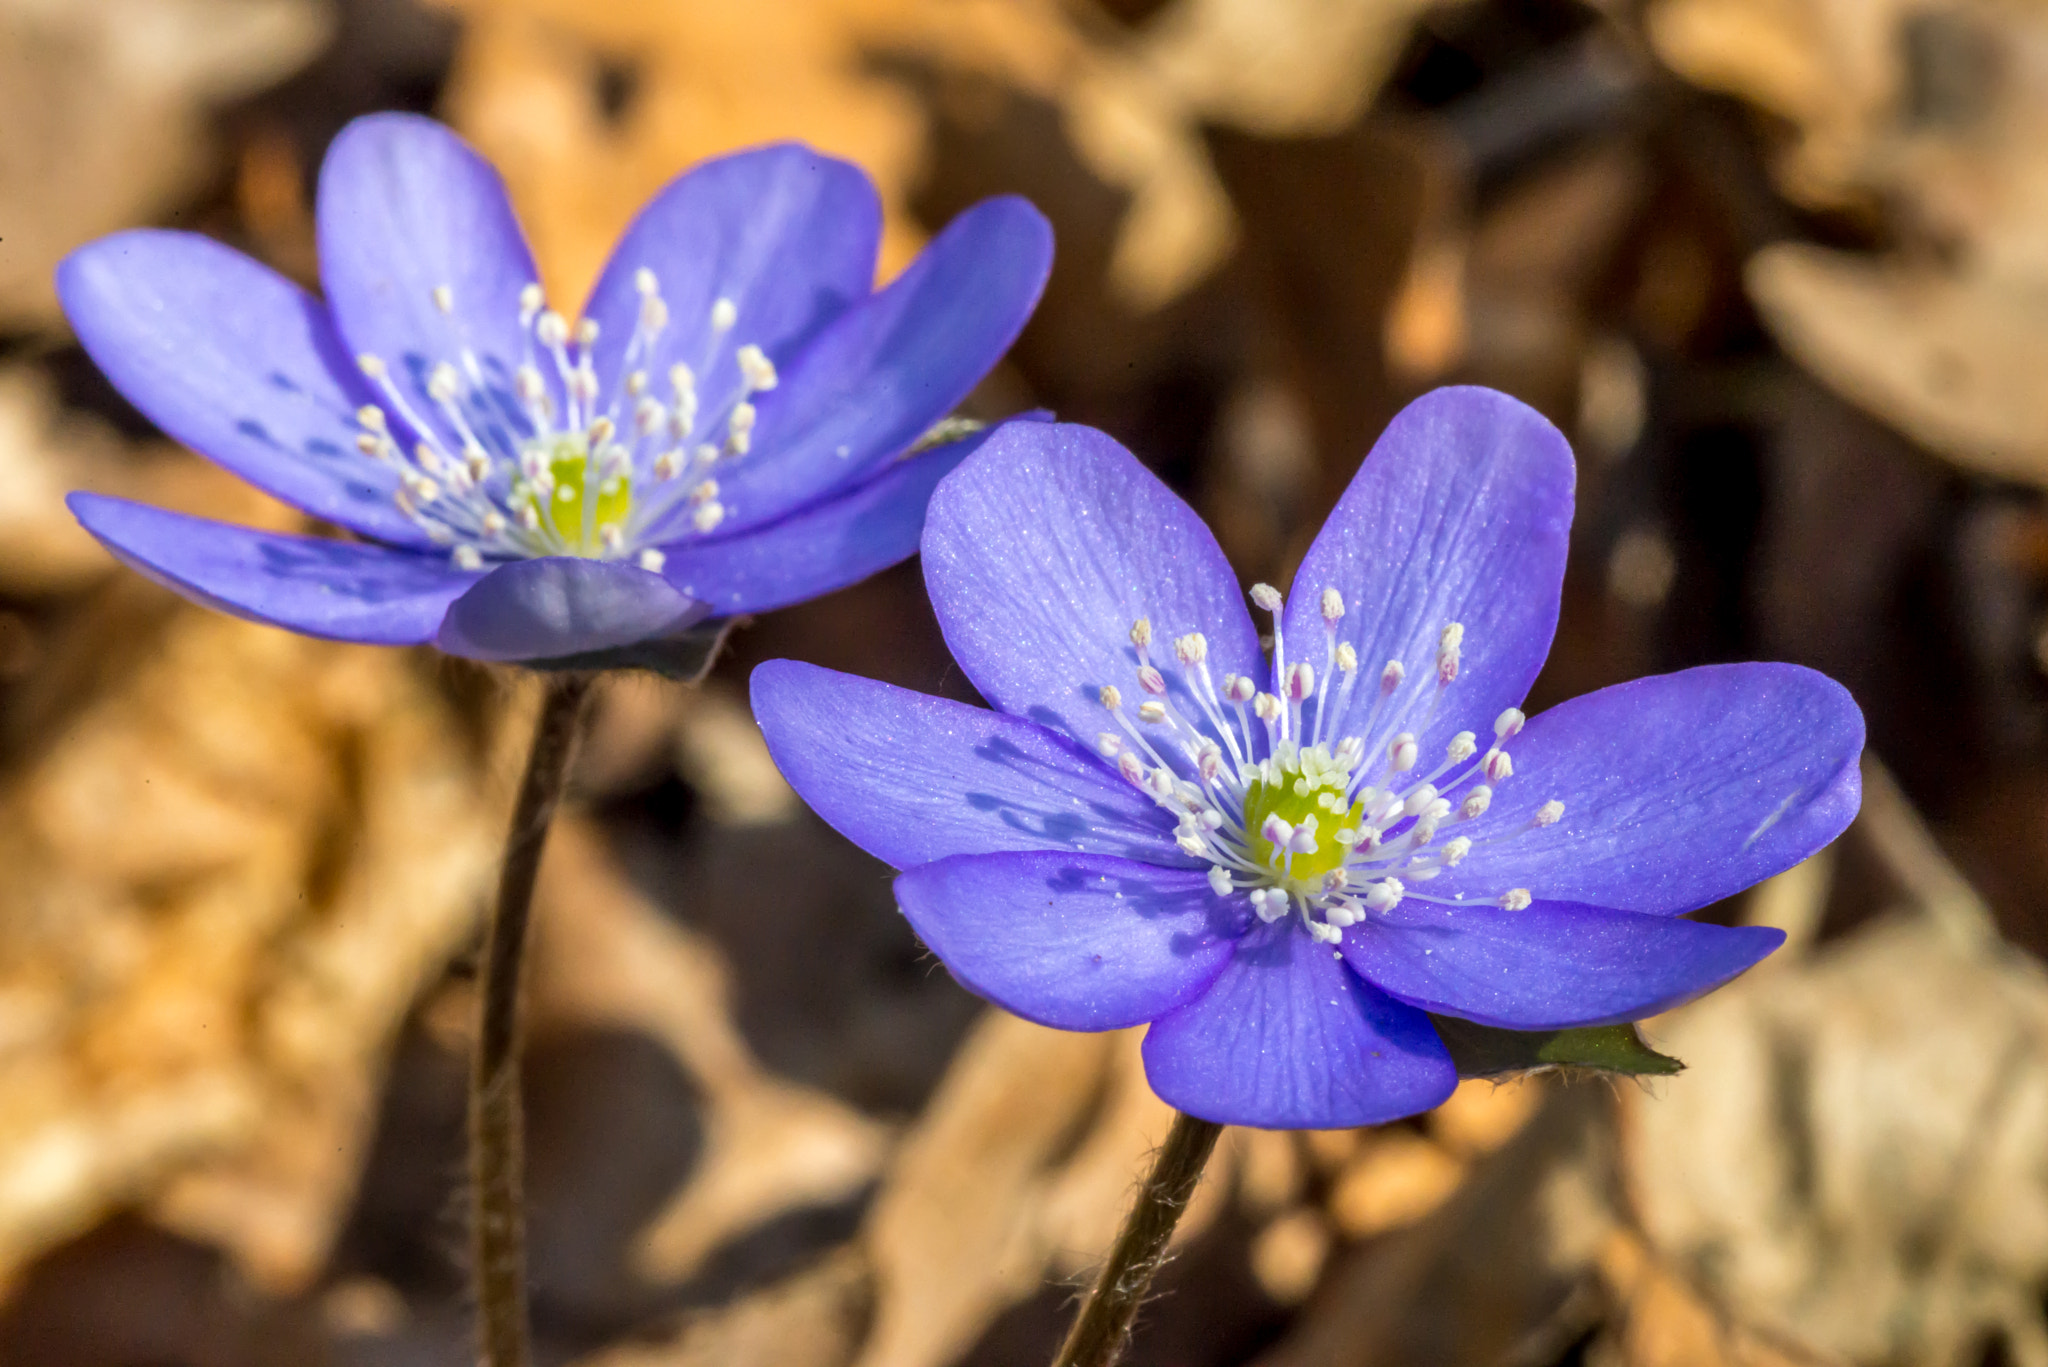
left=737, top=344, right=778, bottom=392
left=1320, top=587, right=1345, bottom=623
left=1138, top=701, right=1169, bottom=724
left=453, top=544, right=482, bottom=570
left=1136, top=666, right=1167, bottom=695
left=1494, top=707, right=1526, bottom=739
left=710, top=297, right=737, bottom=332
left=1250, top=583, right=1283, bottom=613
left=1533, top=799, right=1565, bottom=827
left=1100, top=685, right=1124, bottom=711
left=1388, top=732, right=1418, bottom=772
left=1175, top=633, right=1206, bottom=665
left=1380, top=660, right=1405, bottom=695
left=1499, top=888, right=1532, bottom=911
left=1483, top=748, right=1514, bottom=783
left=432, top=284, right=455, bottom=315
left=692, top=502, right=726, bottom=533
left=1208, top=867, right=1233, bottom=897
left=1459, top=786, right=1493, bottom=820
left=1437, top=622, right=1464, bottom=686
left=1336, top=643, right=1358, bottom=674
left=1447, top=731, right=1477, bottom=764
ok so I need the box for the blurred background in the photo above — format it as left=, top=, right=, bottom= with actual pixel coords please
left=2, top=0, right=2046, bottom=1363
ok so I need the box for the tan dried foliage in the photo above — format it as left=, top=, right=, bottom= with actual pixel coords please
left=432, top=0, right=1453, bottom=314
left=0, top=0, right=331, bottom=329
left=0, top=594, right=517, bottom=1294
left=1653, top=0, right=2048, bottom=485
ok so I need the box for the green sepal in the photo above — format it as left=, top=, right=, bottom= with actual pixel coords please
left=1429, top=1015, right=1684, bottom=1079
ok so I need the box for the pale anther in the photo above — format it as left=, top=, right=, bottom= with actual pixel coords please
left=356, top=354, right=386, bottom=379
left=453, top=544, right=482, bottom=570
left=1534, top=799, right=1565, bottom=827
left=637, top=548, right=666, bottom=573
left=1336, top=643, right=1358, bottom=673
left=1175, top=633, right=1206, bottom=665
left=692, top=503, right=726, bottom=533
left=1100, top=684, right=1124, bottom=711
left=1389, top=732, right=1418, bottom=772
left=575, top=318, right=599, bottom=347
left=1380, top=660, right=1405, bottom=695
left=1460, top=785, right=1493, bottom=820
left=1137, top=665, right=1167, bottom=695
left=737, top=344, right=778, bottom=392
left=1494, top=707, right=1525, bottom=739
left=1483, top=748, right=1513, bottom=783
left=432, top=284, right=454, bottom=314
left=710, top=297, right=737, bottom=332
left=1249, top=583, right=1283, bottom=612
left=1129, top=617, right=1153, bottom=648
left=1320, top=587, right=1344, bottom=623
left=1138, top=701, right=1169, bottom=724
left=1447, top=731, right=1477, bottom=763
left=1499, top=889, right=1532, bottom=911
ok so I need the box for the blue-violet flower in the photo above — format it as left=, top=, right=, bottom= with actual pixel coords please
left=59, top=113, right=1053, bottom=666
left=751, top=387, right=1865, bottom=1128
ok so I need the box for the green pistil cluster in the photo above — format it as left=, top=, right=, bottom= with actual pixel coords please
left=1245, top=748, right=1364, bottom=885
left=518, top=435, right=632, bottom=555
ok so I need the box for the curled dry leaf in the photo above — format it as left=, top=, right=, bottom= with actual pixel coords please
left=437, top=0, right=1458, bottom=315
left=526, top=819, right=891, bottom=1286
left=0, top=0, right=332, bottom=329
left=1654, top=0, right=2048, bottom=485
left=0, top=598, right=513, bottom=1294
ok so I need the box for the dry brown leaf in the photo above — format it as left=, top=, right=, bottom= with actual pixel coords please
left=0, top=600, right=512, bottom=1294
left=0, top=0, right=331, bottom=329
left=1621, top=763, right=2048, bottom=1367
left=525, top=820, right=891, bottom=1287
left=854, top=1011, right=1229, bottom=1367
left=436, top=0, right=1445, bottom=318
left=576, top=1247, right=871, bottom=1367
left=1654, top=0, right=2048, bottom=485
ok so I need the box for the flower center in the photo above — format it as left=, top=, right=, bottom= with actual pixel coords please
left=1243, top=754, right=1364, bottom=886
left=517, top=432, right=633, bottom=555
left=1092, top=584, right=1565, bottom=944
left=348, top=269, right=776, bottom=572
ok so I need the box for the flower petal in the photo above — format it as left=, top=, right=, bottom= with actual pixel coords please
left=921, top=422, right=1265, bottom=753
left=1343, top=900, right=1785, bottom=1029
left=56, top=232, right=429, bottom=548
left=434, top=557, right=710, bottom=662
left=892, top=852, right=1244, bottom=1031
left=582, top=143, right=880, bottom=427
left=656, top=420, right=1017, bottom=615
left=68, top=492, right=474, bottom=644
left=751, top=659, right=1186, bottom=869
left=1282, top=386, right=1573, bottom=759
left=1433, top=663, right=1864, bottom=914
left=316, top=113, right=548, bottom=453
left=1141, top=923, right=1457, bottom=1128
left=707, top=195, right=1053, bottom=535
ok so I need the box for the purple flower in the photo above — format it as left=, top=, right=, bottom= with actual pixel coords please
left=750, top=387, right=1864, bottom=1128
left=59, top=113, right=1052, bottom=668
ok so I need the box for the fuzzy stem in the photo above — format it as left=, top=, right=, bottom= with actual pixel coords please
left=471, top=673, right=593, bottom=1367
left=1051, top=1110, right=1225, bottom=1367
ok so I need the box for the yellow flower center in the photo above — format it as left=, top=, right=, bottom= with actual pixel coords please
left=1244, top=754, right=1365, bottom=885
left=523, top=435, right=632, bottom=555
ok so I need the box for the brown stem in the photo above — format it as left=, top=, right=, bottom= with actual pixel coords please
left=1052, top=1110, right=1225, bottom=1367
left=471, top=673, right=593, bottom=1367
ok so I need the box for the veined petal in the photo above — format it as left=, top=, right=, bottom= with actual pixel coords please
left=921, top=422, right=1265, bottom=753
left=751, top=660, right=1186, bottom=869
left=1343, top=900, right=1785, bottom=1030
left=1432, top=663, right=1864, bottom=914
left=655, top=421, right=1009, bottom=616
left=434, top=557, right=709, bottom=662
left=893, top=853, right=1244, bottom=1032
left=56, top=231, right=430, bottom=548
left=1283, top=386, right=1573, bottom=760
left=316, top=113, right=551, bottom=456
left=711, top=195, right=1052, bottom=534
left=582, top=143, right=880, bottom=432
left=69, top=492, right=474, bottom=644
left=1141, top=923, right=1457, bottom=1128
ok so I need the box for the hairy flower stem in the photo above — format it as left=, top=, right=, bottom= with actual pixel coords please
left=472, top=673, right=594, bottom=1367
left=1052, top=1111, right=1225, bottom=1367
